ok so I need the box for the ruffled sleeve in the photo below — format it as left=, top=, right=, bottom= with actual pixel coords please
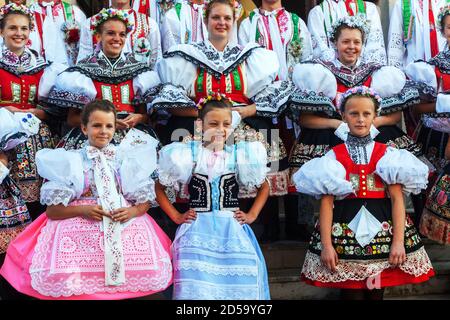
left=375, top=147, right=429, bottom=195
left=36, top=148, right=84, bottom=206
left=293, top=151, right=354, bottom=199
left=152, top=48, right=197, bottom=111
left=0, top=109, right=41, bottom=151
left=289, top=62, right=337, bottom=116
left=0, top=162, right=9, bottom=184
left=117, top=129, right=159, bottom=204
left=132, top=69, right=161, bottom=105
left=235, top=141, right=268, bottom=188
left=38, top=62, right=68, bottom=100
left=245, top=47, right=295, bottom=117
left=47, top=70, right=96, bottom=109
left=157, top=141, right=194, bottom=190
left=370, top=66, right=420, bottom=115
left=404, top=61, right=437, bottom=101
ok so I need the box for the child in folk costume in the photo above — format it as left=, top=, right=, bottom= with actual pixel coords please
left=78, top=0, right=162, bottom=67
left=156, top=95, right=271, bottom=300
left=294, top=87, right=434, bottom=300
left=0, top=100, right=173, bottom=300
left=307, top=0, right=386, bottom=65
left=29, top=0, right=87, bottom=66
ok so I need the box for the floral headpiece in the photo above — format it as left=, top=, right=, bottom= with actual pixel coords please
left=338, top=86, right=382, bottom=114
left=329, top=14, right=369, bottom=43
left=90, top=8, right=134, bottom=35
left=0, top=3, right=34, bottom=31
left=197, top=92, right=231, bottom=110
left=202, top=0, right=242, bottom=20
left=438, top=4, right=450, bottom=33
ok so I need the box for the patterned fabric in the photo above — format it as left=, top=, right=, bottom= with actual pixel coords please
left=0, top=47, right=47, bottom=76
left=7, top=123, right=55, bottom=202
left=318, top=59, right=382, bottom=88
left=420, top=169, right=450, bottom=244
left=0, top=176, right=31, bottom=254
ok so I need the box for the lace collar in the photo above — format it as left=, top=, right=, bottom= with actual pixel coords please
left=68, top=50, right=151, bottom=84
left=164, top=40, right=262, bottom=78
left=0, top=46, right=47, bottom=75
left=346, top=133, right=373, bottom=164
left=319, top=58, right=382, bottom=88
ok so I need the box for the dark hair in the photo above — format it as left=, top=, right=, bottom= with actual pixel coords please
left=81, top=100, right=117, bottom=126
left=0, top=11, right=32, bottom=31
left=198, top=98, right=233, bottom=120
left=332, top=24, right=366, bottom=44
left=96, top=17, right=127, bottom=35
left=340, top=94, right=380, bottom=115
left=204, top=0, right=236, bottom=21
left=440, top=12, right=450, bottom=34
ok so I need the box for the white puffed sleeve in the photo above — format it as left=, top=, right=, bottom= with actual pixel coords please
left=235, top=141, right=268, bottom=189
left=152, top=48, right=197, bottom=111
left=375, top=147, right=429, bottom=195
left=118, top=129, right=159, bottom=204
left=38, top=62, right=68, bottom=100
left=0, top=162, right=9, bottom=184
left=0, top=109, right=41, bottom=151
left=47, top=70, right=96, bottom=109
left=371, top=66, right=419, bottom=115
left=132, top=69, right=161, bottom=104
left=404, top=61, right=437, bottom=101
left=36, top=148, right=84, bottom=206
left=245, top=47, right=294, bottom=117
left=158, top=141, right=194, bottom=190
left=290, top=62, right=337, bottom=116
left=436, top=93, right=450, bottom=113
left=293, top=151, right=354, bottom=199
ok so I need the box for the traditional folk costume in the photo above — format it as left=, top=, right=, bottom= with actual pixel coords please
left=405, top=48, right=450, bottom=173
left=307, top=0, right=386, bottom=65
left=388, top=0, right=449, bottom=69
left=294, top=128, right=434, bottom=289
left=0, top=129, right=173, bottom=300
left=78, top=8, right=162, bottom=68
left=0, top=47, right=62, bottom=204
left=29, top=0, right=87, bottom=66
left=130, top=0, right=180, bottom=25
left=0, top=110, right=39, bottom=255
left=48, top=50, right=161, bottom=150
left=153, top=40, right=293, bottom=199
left=159, top=140, right=270, bottom=299
left=288, top=59, right=421, bottom=192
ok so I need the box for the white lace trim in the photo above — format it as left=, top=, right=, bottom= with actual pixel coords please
left=301, top=246, right=433, bottom=283
left=40, top=187, right=74, bottom=207
left=173, top=279, right=260, bottom=300
left=123, top=183, right=156, bottom=205
left=175, top=259, right=258, bottom=277
left=176, top=234, right=255, bottom=253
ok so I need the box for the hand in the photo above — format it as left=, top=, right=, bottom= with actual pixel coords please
left=321, top=244, right=339, bottom=272
left=83, top=205, right=110, bottom=221
left=122, top=113, right=145, bottom=128
left=116, top=119, right=129, bottom=130
left=4, top=106, right=22, bottom=113
left=333, top=119, right=343, bottom=130
left=388, top=242, right=406, bottom=267
left=175, top=209, right=197, bottom=225
left=231, top=104, right=256, bottom=120
left=234, top=210, right=257, bottom=225
left=0, top=152, right=8, bottom=167
left=112, top=207, right=138, bottom=223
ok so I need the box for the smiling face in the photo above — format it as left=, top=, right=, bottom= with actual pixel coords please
left=206, top=3, right=234, bottom=44
left=442, top=15, right=450, bottom=45
left=0, top=13, right=31, bottom=55
left=342, top=96, right=377, bottom=138
left=336, top=27, right=363, bottom=66
left=202, top=107, right=233, bottom=150
left=81, top=110, right=116, bottom=149
left=111, top=0, right=131, bottom=9
left=97, top=19, right=127, bottom=58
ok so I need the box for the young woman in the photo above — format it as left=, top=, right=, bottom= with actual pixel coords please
left=48, top=8, right=161, bottom=150
left=294, top=86, right=434, bottom=300
left=0, top=100, right=173, bottom=300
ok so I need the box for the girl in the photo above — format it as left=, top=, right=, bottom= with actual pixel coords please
left=156, top=94, right=271, bottom=300
left=48, top=8, right=161, bottom=150
left=294, top=87, right=434, bottom=300
left=0, top=3, right=63, bottom=219
left=0, top=100, right=173, bottom=300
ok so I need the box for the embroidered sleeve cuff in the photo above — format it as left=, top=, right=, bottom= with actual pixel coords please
left=254, top=80, right=294, bottom=117
left=378, top=82, right=420, bottom=115
left=40, top=182, right=76, bottom=207
left=47, top=88, right=92, bottom=109
left=151, top=83, right=196, bottom=111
